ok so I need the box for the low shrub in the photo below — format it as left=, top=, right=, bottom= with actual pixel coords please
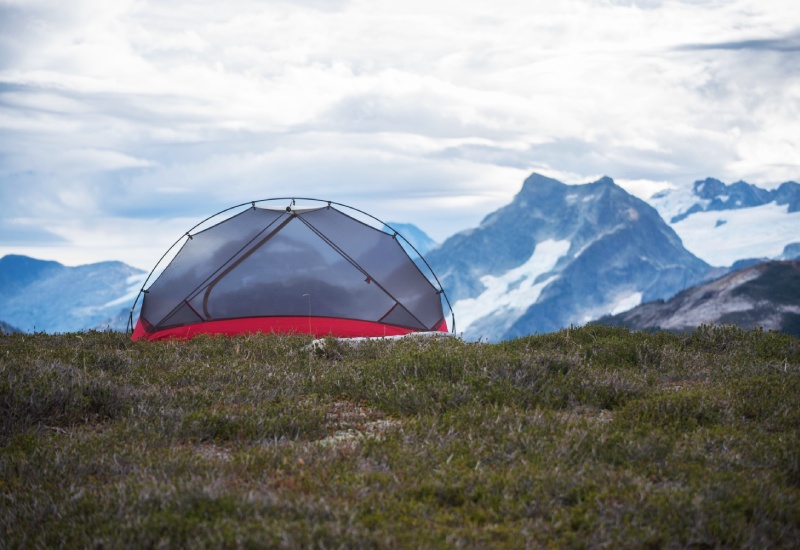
left=1, top=326, right=798, bottom=547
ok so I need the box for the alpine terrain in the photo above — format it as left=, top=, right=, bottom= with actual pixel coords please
left=598, top=260, right=800, bottom=338
left=426, top=173, right=712, bottom=341
left=3, top=175, right=797, bottom=339
left=0, top=255, right=145, bottom=333
left=648, top=177, right=800, bottom=267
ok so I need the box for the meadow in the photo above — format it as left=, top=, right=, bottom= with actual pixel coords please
left=1, top=325, right=799, bottom=548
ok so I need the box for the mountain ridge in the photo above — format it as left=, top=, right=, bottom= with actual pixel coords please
left=3, top=172, right=797, bottom=338
left=426, top=173, right=712, bottom=341
left=652, top=177, right=800, bottom=224
left=0, top=256, right=145, bottom=333
left=597, top=260, right=800, bottom=338
left=647, top=177, right=800, bottom=267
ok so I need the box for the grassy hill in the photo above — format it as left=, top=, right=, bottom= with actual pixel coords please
left=2, top=326, right=799, bottom=547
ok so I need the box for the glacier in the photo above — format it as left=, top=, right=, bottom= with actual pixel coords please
left=453, top=239, right=571, bottom=332
left=670, top=203, right=800, bottom=267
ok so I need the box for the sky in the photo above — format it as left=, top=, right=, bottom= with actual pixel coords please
left=1, top=0, right=798, bottom=270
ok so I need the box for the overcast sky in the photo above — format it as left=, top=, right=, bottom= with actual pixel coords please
left=1, top=0, right=798, bottom=269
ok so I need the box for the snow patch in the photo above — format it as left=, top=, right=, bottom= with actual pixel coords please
left=453, top=239, right=571, bottom=332
left=610, top=292, right=643, bottom=316
left=578, top=291, right=644, bottom=325
left=648, top=186, right=710, bottom=222
left=101, top=272, right=147, bottom=309
left=670, top=202, right=800, bottom=266
left=573, top=224, right=626, bottom=259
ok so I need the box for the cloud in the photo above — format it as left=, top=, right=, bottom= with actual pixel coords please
left=0, top=0, right=798, bottom=267
left=55, top=149, right=155, bottom=172
left=676, top=31, right=800, bottom=52
left=0, top=220, right=68, bottom=245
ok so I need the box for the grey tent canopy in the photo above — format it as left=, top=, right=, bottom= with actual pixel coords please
left=130, top=198, right=453, bottom=340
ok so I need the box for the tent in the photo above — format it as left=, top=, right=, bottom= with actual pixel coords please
left=129, top=199, right=453, bottom=341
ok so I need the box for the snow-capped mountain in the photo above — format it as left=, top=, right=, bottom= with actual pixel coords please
left=426, top=173, right=712, bottom=341
left=4, top=174, right=795, bottom=340
left=648, top=178, right=800, bottom=267
left=0, top=255, right=145, bottom=333
left=598, top=260, right=800, bottom=338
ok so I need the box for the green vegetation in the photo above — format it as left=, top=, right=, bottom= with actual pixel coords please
left=2, top=325, right=799, bottom=548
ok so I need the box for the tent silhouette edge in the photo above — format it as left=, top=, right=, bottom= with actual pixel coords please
left=130, top=199, right=453, bottom=341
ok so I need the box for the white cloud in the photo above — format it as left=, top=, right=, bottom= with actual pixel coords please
left=0, top=0, right=798, bottom=267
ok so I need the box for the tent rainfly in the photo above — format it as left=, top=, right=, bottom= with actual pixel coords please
left=129, top=199, right=453, bottom=341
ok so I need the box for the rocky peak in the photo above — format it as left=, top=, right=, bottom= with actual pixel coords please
left=518, top=173, right=566, bottom=194
left=425, top=172, right=711, bottom=341
left=693, top=178, right=727, bottom=199
left=774, top=181, right=800, bottom=212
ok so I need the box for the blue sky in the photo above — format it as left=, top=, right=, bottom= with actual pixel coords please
left=1, top=0, right=798, bottom=269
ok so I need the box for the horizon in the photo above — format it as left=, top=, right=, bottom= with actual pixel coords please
left=2, top=171, right=795, bottom=271
left=1, top=0, right=798, bottom=269
left=1, top=171, right=676, bottom=269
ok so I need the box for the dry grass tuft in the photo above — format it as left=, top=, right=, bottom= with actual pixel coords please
left=1, top=325, right=799, bottom=548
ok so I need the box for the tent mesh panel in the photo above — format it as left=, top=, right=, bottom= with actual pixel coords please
left=140, top=206, right=444, bottom=333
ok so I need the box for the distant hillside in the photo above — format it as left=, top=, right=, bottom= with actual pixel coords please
left=0, top=254, right=63, bottom=297
left=598, top=261, right=800, bottom=338
left=0, top=320, right=20, bottom=334
left=0, top=255, right=145, bottom=333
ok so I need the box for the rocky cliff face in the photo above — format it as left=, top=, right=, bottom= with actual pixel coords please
left=426, top=173, right=711, bottom=341
left=598, top=261, right=800, bottom=338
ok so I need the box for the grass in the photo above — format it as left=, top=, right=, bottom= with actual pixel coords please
left=1, top=325, right=799, bottom=548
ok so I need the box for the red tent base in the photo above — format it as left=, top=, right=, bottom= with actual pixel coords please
left=131, top=316, right=448, bottom=341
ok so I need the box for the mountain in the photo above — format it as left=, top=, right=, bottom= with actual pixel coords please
left=426, top=173, right=712, bottom=341
left=0, top=319, right=20, bottom=333
left=0, top=255, right=145, bottom=333
left=597, top=261, right=800, bottom=338
left=650, top=177, right=800, bottom=223
left=781, top=243, right=800, bottom=260
left=383, top=222, right=438, bottom=256
left=648, top=178, right=800, bottom=267
left=5, top=174, right=793, bottom=340
left=0, top=254, right=63, bottom=297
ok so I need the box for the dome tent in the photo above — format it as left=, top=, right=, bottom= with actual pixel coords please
left=129, top=198, right=453, bottom=341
